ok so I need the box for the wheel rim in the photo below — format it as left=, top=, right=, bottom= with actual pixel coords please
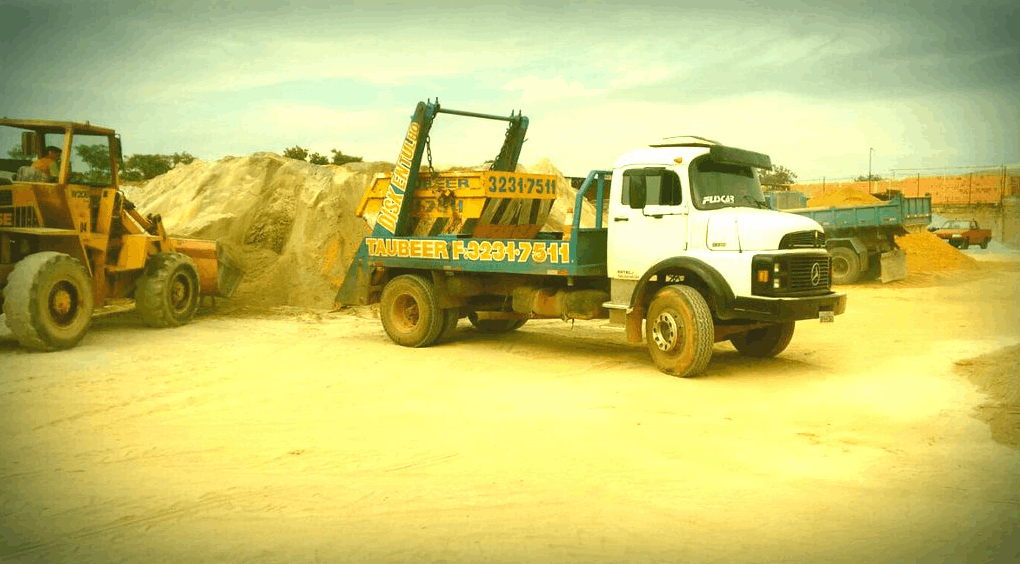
left=169, top=272, right=195, bottom=314
left=391, top=293, right=420, bottom=332
left=832, top=256, right=850, bottom=277
left=651, top=311, right=681, bottom=352
left=48, top=281, right=80, bottom=327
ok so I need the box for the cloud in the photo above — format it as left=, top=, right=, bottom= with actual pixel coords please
left=501, top=75, right=605, bottom=104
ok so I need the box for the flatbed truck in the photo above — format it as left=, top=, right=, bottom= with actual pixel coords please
left=336, top=101, right=846, bottom=377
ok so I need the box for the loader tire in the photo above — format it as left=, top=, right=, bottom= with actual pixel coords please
left=468, top=312, right=527, bottom=334
left=380, top=274, right=445, bottom=347
left=136, top=252, right=200, bottom=328
left=3, top=252, right=93, bottom=351
left=645, top=285, right=714, bottom=378
left=829, top=247, right=861, bottom=285
left=730, top=321, right=796, bottom=358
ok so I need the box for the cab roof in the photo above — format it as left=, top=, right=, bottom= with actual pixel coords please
left=0, top=118, right=116, bottom=136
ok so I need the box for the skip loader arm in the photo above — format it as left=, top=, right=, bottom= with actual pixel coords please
left=334, top=100, right=530, bottom=307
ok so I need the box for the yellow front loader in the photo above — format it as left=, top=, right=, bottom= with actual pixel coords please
left=0, top=119, right=241, bottom=350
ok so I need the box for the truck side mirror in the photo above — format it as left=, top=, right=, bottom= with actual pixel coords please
left=21, top=131, right=37, bottom=156
left=629, top=181, right=646, bottom=209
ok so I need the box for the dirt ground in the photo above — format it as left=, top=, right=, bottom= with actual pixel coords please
left=2, top=260, right=1019, bottom=563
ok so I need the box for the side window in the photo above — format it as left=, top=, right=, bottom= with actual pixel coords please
left=622, top=168, right=682, bottom=207
left=622, top=169, right=644, bottom=206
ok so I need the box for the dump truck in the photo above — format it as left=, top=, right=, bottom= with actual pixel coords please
left=0, top=118, right=242, bottom=350
left=336, top=101, right=846, bottom=377
left=777, top=193, right=932, bottom=284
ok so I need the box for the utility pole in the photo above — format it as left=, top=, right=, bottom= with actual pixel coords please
left=868, top=147, right=874, bottom=194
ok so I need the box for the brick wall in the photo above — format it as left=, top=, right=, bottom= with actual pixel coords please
left=794, top=173, right=1020, bottom=205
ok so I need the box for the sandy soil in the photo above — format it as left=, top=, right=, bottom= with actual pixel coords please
left=2, top=264, right=1019, bottom=563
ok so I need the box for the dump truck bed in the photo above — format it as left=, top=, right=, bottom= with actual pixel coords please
left=790, top=193, right=932, bottom=232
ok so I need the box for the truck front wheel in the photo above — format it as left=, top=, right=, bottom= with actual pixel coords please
left=729, top=321, right=795, bottom=357
left=829, top=247, right=861, bottom=285
left=380, top=274, right=445, bottom=347
left=645, top=285, right=714, bottom=377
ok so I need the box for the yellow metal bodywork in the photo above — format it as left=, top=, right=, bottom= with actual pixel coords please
left=358, top=170, right=558, bottom=240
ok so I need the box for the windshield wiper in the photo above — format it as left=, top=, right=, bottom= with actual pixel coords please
left=739, top=194, right=769, bottom=209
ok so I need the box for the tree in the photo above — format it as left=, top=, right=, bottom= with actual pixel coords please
left=283, top=146, right=309, bottom=161
left=854, top=173, right=884, bottom=182
left=330, top=149, right=363, bottom=166
left=759, top=165, right=798, bottom=189
left=308, top=152, right=329, bottom=165
left=75, top=144, right=112, bottom=184
left=6, top=146, right=31, bottom=160
left=124, top=154, right=173, bottom=180
left=171, top=152, right=196, bottom=166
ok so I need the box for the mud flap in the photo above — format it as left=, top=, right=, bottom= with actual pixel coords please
left=879, top=249, right=907, bottom=283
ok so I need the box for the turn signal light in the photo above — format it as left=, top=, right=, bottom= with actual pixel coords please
left=756, top=270, right=770, bottom=283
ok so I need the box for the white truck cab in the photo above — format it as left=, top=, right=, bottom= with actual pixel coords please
left=603, top=137, right=843, bottom=370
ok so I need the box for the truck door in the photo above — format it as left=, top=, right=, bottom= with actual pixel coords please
left=608, top=167, right=688, bottom=280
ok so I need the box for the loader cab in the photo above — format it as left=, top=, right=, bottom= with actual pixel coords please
left=0, top=119, right=120, bottom=187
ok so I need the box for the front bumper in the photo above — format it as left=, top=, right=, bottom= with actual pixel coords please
left=727, top=291, right=847, bottom=322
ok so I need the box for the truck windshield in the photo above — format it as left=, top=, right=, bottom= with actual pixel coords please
left=941, top=220, right=970, bottom=229
left=689, top=156, right=766, bottom=210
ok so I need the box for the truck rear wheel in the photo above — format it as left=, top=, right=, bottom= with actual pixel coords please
left=468, top=312, right=527, bottom=334
left=380, top=274, right=445, bottom=347
left=730, top=321, right=795, bottom=357
left=645, top=285, right=713, bottom=377
left=980, top=240, right=988, bottom=249
left=3, top=252, right=94, bottom=351
left=136, top=252, right=201, bottom=328
left=829, top=247, right=860, bottom=285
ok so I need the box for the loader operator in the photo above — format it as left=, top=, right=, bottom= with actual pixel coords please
left=32, top=146, right=61, bottom=181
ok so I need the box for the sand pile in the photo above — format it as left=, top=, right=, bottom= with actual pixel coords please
left=956, top=345, right=1020, bottom=449
left=808, top=187, right=881, bottom=207
left=125, top=154, right=586, bottom=311
left=895, top=231, right=979, bottom=273
left=125, top=153, right=393, bottom=310
left=524, top=158, right=600, bottom=230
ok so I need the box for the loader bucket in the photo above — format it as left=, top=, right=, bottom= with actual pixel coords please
left=171, top=238, right=244, bottom=297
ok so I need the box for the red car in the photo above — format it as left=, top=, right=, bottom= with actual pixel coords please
left=930, top=219, right=992, bottom=249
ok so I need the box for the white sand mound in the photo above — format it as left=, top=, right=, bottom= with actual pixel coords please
left=125, top=154, right=588, bottom=311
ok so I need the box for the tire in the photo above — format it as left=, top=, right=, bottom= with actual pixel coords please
left=437, top=307, right=461, bottom=343
left=645, top=285, right=714, bottom=377
left=980, top=240, right=988, bottom=249
left=136, top=252, right=201, bottom=328
left=3, top=252, right=93, bottom=350
left=468, top=311, right=527, bottom=334
left=829, top=247, right=861, bottom=285
left=729, top=321, right=796, bottom=358
left=961, top=239, right=970, bottom=250
left=379, top=274, right=445, bottom=347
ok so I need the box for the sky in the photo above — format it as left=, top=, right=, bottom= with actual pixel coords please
left=2, top=0, right=1018, bottom=181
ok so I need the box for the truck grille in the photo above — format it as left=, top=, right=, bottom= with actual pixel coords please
left=0, top=205, right=41, bottom=228
left=788, top=256, right=830, bottom=291
left=780, top=230, right=826, bottom=249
